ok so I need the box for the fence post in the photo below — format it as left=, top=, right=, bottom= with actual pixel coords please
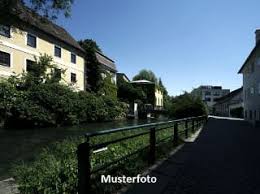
left=77, top=138, right=91, bottom=194
left=173, top=122, right=179, bottom=144
left=185, top=119, right=188, bottom=139
left=149, top=127, right=156, bottom=164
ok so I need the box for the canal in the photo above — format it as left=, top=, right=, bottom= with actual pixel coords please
left=0, top=119, right=162, bottom=180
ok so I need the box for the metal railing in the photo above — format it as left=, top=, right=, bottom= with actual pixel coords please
left=77, top=115, right=208, bottom=194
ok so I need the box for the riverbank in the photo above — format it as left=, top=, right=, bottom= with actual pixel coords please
left=0, top=119, right=159, bottom=180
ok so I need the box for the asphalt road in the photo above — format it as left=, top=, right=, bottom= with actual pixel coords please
left=125, top=117, right=260, bottom=194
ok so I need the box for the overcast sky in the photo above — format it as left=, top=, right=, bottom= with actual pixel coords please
left=57, top=0, right=260, bottom=96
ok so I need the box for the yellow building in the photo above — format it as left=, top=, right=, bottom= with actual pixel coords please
left=155, top=88, right=164, bottom=109
left=0, top=2, right=85, bottom=90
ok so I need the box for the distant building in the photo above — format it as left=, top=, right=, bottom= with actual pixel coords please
left=116, top=73, right=130, bottom=84
left=238, top=30, right=260, bottom=124
left=191, top=85, right=230, bottom=112
left=213, top=87, right=243, bottom=118
left=95, top=51, right=117, bottom=84
left=130, top=80, right=164, bottom=110
left=0, top=1, right=85, bottom=90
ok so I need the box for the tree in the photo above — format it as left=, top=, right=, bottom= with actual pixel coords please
left=78, top=39, right=103, bottom=93
left=133, top=69, right=158, bottom=83
left=0, top=0, right=74, bottom=20
left=168, top=92, right=208, bottom=119
left=117, top=78, right=146, bottom=103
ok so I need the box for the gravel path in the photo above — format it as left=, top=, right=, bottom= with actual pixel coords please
left=124, top=117, right=260, bottom=194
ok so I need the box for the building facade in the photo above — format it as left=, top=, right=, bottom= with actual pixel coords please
left=238, top=30, right=260, bottom=123
left=0, top=2, right=85, bottom=90
left=213, top=87, right=243, bottom=118
left=191, top=85, right=230, bottom=112
left=95, top=51, right=117, bottom=84
left=131, top=80, right=164, bottom=109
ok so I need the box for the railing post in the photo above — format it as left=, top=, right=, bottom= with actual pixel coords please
left=149, top=127, right=156, bottom=164
left=173, top=122, right=179, bottom=144
left=77, top=138, right=91, bottom=194
left=185, top=119, right=188, bottom=139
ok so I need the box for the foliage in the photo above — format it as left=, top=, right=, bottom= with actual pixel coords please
left=0, top=55, right=127, bottom=128
left=79, top=39, right=103, bottom=93
left=13, top=137, right=84, bottom=194
left=98, top=72, right=118, bottom=99
left=133, top=69, right=158, bottom=83
left=13, top=121, right=198, bottom=194
left=132, top=69, right=169, bottom=107
left=117, top=76, right=146, bottom=103
left=0, top=0, right=74, bottom=20
left=168, top=92, right=208, bottom=119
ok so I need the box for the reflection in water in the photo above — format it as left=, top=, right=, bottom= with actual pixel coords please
left=0, top=118, right=166, bottom=180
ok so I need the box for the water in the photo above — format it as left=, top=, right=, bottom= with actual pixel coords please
left=0, top=119, right=160, bottom=180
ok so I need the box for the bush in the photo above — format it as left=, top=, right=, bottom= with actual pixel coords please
left=13, top=138, right=84, bottom=194
left=13, top=121, right=188, bottom=194
left=0, top=55, right=127, bottom=128
left=168, top=92, right=208, bottom=119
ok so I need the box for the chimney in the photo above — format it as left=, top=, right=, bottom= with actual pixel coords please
left=255, top=29, right=260, bottom=45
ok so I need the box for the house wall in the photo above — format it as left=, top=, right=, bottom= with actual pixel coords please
left=0, top=25, right=85, bottom=90
left=214, top=90, right=243, bottom=118
left=192, top=86, right=230, bottom=113
left=155, top=88, right=163, bottom=108
left=242, top=46, right=260, bottom=121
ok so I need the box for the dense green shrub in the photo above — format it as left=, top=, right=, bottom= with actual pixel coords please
left=13, top=122, right=193, bottom=194
left=168, top=92, right=208, bottom=119
left=0, top=55, right=127, bottom=128
left=13, top=138, right=84, bottom=194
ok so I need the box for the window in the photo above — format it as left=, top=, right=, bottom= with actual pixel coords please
left=0, top=24, right=10, bottom=37
left=54, top=68, right=61, bottom=79
left=27, top=33, right=37, bottom=48
left=205, top=91, right=211, bottom=96
left=54, top=46, right=61, bottom=58
left=213, top=92, right=220, bottom=96
left=71, top=53, right=76, bottom=64
left=204, top=97, right=211, bottom=102
left=250, top=87, right=255, bottom=95
left=0, top=51, right=10, bottom=67
left=26, top=59, right=35, bottom=72
left=71, top=73, right=76, bottom=83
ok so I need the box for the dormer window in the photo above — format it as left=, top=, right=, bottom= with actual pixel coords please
left=0, top=24, right=10, bottom=38
left=27, top=33, right=37, bottom=48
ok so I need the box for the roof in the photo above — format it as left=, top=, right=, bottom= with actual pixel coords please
left=9, top=1, right=84, bottom=53
left=131, top=80, right=154, bottom=84
left=95, top=51, right=117, bottom=72
left=215, top=87, right=243, bottom=103
left=238, top=33, right=260, bottom=73
left=116, top=73, right=130, bottom=82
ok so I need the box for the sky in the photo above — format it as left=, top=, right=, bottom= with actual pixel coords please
left=56, top=0, right=260, bottom=96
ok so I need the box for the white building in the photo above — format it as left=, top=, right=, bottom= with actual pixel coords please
left=192, top=85, right=230, bottom=112
left=238, top=29, right=260, bottom=124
